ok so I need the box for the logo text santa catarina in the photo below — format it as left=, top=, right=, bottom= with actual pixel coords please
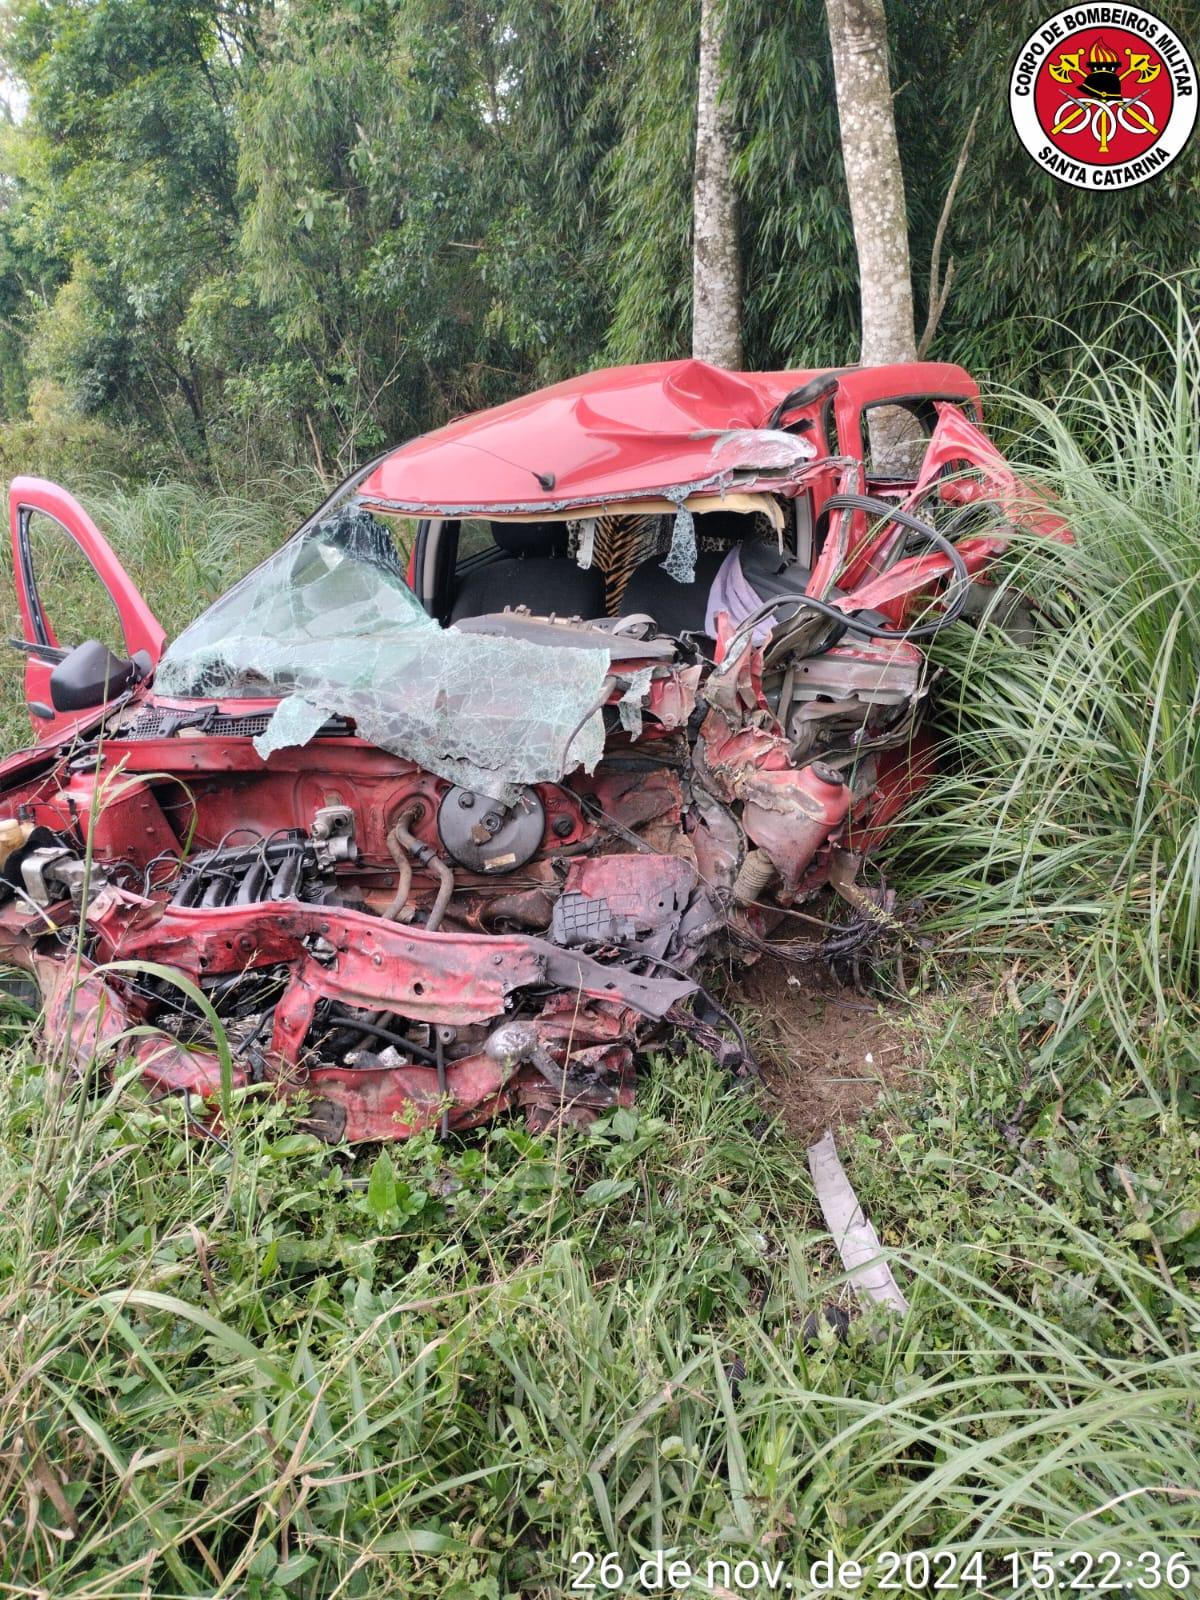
left=1010, top=6, right=1196, bottom=190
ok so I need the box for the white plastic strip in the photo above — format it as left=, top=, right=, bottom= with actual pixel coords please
left=575, top=517, right=597, bottom=569
left=807, top=1130, right=909, bottom=1315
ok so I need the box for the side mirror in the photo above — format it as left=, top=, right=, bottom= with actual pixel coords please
left=49, top=639, right=147, bottom=712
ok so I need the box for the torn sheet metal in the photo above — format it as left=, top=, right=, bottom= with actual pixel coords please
left=696, top=707, right=853, bottom=893
left=155, top=509, right=609, bottom=800
left=358, top=360, right=819, bottom=515
left=697, top=427, right=817, bottom=473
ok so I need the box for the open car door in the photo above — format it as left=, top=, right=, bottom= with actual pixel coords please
left=8, top=477, right=165, bottom=739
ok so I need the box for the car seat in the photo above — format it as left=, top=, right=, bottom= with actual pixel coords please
left=617, top=511, right=763, bottom=638
left=450, top=521, right=606, bottom=622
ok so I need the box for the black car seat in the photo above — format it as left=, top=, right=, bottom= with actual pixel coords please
left=450, top=521, right=606, bottom=622
left=732, top=539, right=894, bottom=640
left=617, top=511, right=762, bottom=639
left=735, top=538, right=811, bottom=605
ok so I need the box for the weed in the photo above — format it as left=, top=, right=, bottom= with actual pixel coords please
left=891, top=289, right=1200, bottom=1106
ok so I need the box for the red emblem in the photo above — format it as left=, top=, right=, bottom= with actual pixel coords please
left=1036, top=30, right=1172, bottom=162
left=1011, top=8, right=1196, bottom=190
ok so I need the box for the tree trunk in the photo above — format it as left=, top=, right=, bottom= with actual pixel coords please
left=692, top=0, right=742, bottom=370
left=825, top=0, right=916, bottom=368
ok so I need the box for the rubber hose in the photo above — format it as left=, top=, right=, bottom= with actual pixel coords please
left=391, top=805, right=455, bottom=932
left=336, top=1014, right=439, bottom=1063
left=383, top=823, right=414, bottom=922
left=732, top=848, right=777, bottom=905
left=426, top=858, right=455, bottom=933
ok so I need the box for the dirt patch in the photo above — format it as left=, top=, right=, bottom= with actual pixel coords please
left=738, top=959, right=917, bottom=1143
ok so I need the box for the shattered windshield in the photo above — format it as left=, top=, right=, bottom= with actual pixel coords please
left=154, top=507, right=610, bottom=799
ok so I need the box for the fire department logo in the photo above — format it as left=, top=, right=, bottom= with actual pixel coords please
left=1010, top=7, right=1196, bottom=190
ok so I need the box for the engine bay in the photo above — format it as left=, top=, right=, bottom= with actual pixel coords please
left=0, top=603, right=923, bottom=1140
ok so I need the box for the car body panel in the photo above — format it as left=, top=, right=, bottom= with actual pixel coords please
left=8, top=477, right=166, bottom=737
left=359, top=359, right=979, bottom=513
left=0, top=362, right=1064, bottom=1143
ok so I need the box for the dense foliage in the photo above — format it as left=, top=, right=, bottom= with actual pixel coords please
left=1, top=0, right=1197, bottom=480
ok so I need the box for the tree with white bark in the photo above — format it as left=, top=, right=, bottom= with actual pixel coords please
left=691, top=0, right=743, bottom=369
left=824, top=0, right=917, bottom=368
left=825, top=0, right=977, bottom=375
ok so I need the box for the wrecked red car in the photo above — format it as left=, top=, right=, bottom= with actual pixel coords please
left=0, top=360, right=1066, bottom=1141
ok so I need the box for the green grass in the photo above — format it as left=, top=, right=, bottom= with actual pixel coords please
left=1, top=1025, right=1198, bottom=1597
left=4, top=306, right=1200, bottom=1592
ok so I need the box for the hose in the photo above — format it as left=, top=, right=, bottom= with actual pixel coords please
left=324, top=1011, right=441, bottom=1062
left=732, top=848, right=777, bottom=906
left=824, top=492, right=973, bottom=595
left=350, top=1016, right=439, bottom=1062
left=427, top=857, right=454, bottom=932
left=390, top=805, right=454, bottom=932
left=383, top=823, right=414, bottom=922
left=727, top=492, right=973, bottom=657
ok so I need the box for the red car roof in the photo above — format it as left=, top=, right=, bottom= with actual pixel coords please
left=358, top=358, right=978, bottom=515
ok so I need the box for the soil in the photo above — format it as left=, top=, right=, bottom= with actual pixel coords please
left=737, top=958, right=917, bottom=1144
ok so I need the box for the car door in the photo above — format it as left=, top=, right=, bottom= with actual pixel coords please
left=8, top=476, right=165, bottom=738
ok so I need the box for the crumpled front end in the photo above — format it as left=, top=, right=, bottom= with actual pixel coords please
left=0, top=398, right=1063, bottom=1141
left=0, top=623, right=892, bottom=1141
left=0, top=656, right=756, bottom=1139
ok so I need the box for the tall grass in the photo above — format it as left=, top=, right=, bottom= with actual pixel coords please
left=893, top=294, right=1200, bottom=1099
left=73, top=476, right=318, bottom=636
left=1, top=1034, right=1197, bottom=1596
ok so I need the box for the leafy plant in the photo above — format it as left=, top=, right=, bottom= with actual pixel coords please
left=0, top=1027, right=1196, bottom=1594
left=892, top=290, right=1200, bottom=1104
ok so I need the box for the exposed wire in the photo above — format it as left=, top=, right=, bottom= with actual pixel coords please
left=322, top=1009, right=440, bottom=1064
left=726, top=492, right=972, bottom=657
